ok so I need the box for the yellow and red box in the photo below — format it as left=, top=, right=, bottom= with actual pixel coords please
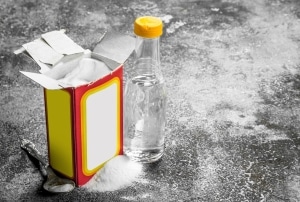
left=16, top=30, right=135, bottom=186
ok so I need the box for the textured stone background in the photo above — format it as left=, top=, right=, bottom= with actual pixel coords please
left=0, top=0, right=300, bottom=201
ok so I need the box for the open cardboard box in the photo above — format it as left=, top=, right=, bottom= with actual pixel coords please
left=15, top=30, right=135, bottom=186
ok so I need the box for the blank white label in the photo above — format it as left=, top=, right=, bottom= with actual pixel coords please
left=84, top=82, right=118, bottom=171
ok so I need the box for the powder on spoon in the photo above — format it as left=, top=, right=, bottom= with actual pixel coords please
left=82, top=155, right=143, bottom=192
left=47, top=184, right=74, bottom=193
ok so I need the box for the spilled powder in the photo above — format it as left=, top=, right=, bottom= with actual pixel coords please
left=82, top=155, right=143, bottom=192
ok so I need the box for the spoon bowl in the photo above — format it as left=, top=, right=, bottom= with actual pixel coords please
left=43, top=166, right=75, bottom=193
left=21, top=139, right=75, bottom=193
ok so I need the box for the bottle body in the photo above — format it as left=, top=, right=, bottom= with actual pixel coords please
left=124, top=35, right=166, bottom=163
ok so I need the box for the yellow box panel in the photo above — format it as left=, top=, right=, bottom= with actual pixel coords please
left=45, top=89, right=74, bottom=178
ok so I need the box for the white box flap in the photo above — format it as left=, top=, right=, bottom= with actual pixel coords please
left=93, top=31, right=135, bottom=64
left=42, top=30, right=85, bottom=55
left=22, top=38, right=64, bottom=66
left=20, top=71, right=63, bottom=89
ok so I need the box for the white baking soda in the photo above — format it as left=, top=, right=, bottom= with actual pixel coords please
left=58, top=58, right=111, bottom=87
left=82, top=155, right=143, bottom=192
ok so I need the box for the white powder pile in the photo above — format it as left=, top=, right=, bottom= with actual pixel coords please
left=82, top=155, right=143, bottom=192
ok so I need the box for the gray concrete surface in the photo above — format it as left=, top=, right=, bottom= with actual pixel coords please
left=1, top=0, right=300, bottom=201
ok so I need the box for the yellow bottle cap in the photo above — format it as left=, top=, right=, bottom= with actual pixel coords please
left=134, top=16, right=163, bottom=38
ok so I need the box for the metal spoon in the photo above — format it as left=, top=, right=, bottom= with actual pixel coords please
left=21, top=139, right=75, bottom=193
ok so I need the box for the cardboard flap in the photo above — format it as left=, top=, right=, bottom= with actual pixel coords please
left=42, top=31, right=85, bottom=55
left=93, top=31, right=135, bottom=64
left=17, top=30, right=85, bottom=72
left=20, top=71, right=63, bottom=89
left=22, top=38, right=64, bottom=66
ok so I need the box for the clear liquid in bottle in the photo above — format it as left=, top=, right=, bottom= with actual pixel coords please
left=124, top=73, right=166, bottom=163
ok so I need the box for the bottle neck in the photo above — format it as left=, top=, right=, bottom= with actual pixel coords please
left=133, top=36, right=161, bottom=76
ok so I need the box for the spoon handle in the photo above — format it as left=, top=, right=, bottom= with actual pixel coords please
left=21, top=139, right=48, bottom=169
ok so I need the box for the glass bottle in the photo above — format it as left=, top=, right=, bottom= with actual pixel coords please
left=124, top=16, right=167, bottom=163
